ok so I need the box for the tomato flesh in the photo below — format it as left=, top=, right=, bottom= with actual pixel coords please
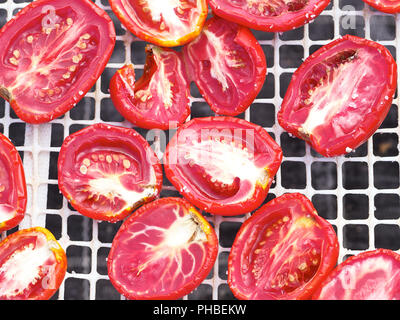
left=58, top=124, right=163, bottom=222
left=108, top=197, right=218, bottom=300
left=0, top=227, right=67, bottom=300
left=163, top=116, right=282, bottom=215
left=228, top=193, right=339, bottom=300
left=110, top=46, right=191, bottom=130
left=0, top=0, right=115, bottom=124
left=0, top=133, right=27, bottom=233
left=278, top=35, right=397, bottom=157
left=362, top=0, right=400, bottom=13
left=313, top=249, right=400, bottom=300
left=207, top=0, right=331, bottom=32
left=183, top=16, right=266, bottom=116
left=109, top=0, right=207, bottom=47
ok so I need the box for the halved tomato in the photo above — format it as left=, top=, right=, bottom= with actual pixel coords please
left=207, top=0, right=331, bottom=32
left=58, top=123, right=163, bottom=222
left=362, top=0, right=400, bottom=13
left=183, top=16, right=266, bottom=116
left=313, top=249, right=400, bottom=300
left=278, top=35, right=397, bottom=157
left=0, top=227, right=67, bottom=300
left=163, top=116, right=282, bottom=216
left=0, top=133, right=27, bottom=233
left=110, top=45, right=191, bottom=130
left=109, top=0, right=207, bottom=47
left=0, top=0, right=115, bottom=124
left=228, top=193, right=339, bottom=300
left=108, top=197, right=218, bottom=300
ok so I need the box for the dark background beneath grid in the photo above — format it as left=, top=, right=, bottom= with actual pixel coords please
left=0, top=0, right=399, bottom=299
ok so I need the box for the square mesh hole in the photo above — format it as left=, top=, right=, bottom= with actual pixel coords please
left=375, top=194, right=400, bottom=220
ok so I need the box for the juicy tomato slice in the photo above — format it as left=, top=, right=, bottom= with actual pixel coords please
left=0, top=133, right=27, bottom=233
left=183, top=16, right=266, bottom=116
left=207, top=0, right=331, bottom=32
left=313, top=249, right=400, bottom=300
left=110, top=46, right=191, bottom=130
left=228, top=193, right=339, bottom=300
left=58, top=123, right=163, bottom=222
left=278, top=35, right=397, bottom=157
left=163, top=116, right=282, bottom=216
left=0, top=0, right=115, bottom=124
left=0, top=227, right=67, bottom=300
left=362, top=0, right=400, bottom=13
left=108, top=197, right=218, bottom=300
left=109, top=0, right=207, bottom=47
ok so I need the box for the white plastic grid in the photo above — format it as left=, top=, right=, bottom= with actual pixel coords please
left=0, top=0, right=399, bottom=300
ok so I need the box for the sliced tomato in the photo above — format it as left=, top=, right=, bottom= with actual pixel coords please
left=58, top=123, right=163, bottom=222
left=0, top=0, right=115, bottom=124
left=109, top=0, right=207, bottom=47
left=108, top=197, right=218, bottom=300
left=163, top=116, right=282, bottom=216
left=228, top=193, right=339, bottom=300
left=207, top=0, right=331, bottom=32
left=362, top=0, right=400, bottom=13
left=313, top=249, right=400, bottom=300
left=110, top=46, right=191, bottom=130
left=0, top=133, right=27, bottom=233
left=0, top=227, right=67, bottom=300
left=278, top=35, right=397, bottom=157
left=183, top=16, right=266, bottom=116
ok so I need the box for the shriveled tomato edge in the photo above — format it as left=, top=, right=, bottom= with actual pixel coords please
left=277, top=34, right=397, bottom=157
left=362, top=0, right=400, bottom=13
left=0, top=0, right=116, bottom=124
left=208, top=0, right=331, bottom=32
left=185, top=17, right=267, bottom=116
left=0, top=133, right=27, bottom=233
left=312, top=248, right=400, bottom=300
left=228, top=193, right=339, bottom=300
left=107, top=197, right=218, bottom=300
left=109, top=0, right=208, bottom=47
left=57, top=123, right=163, bottom=222
left=110, top=62, right=191, bottom=130
left=0, top=227, right=67, bottom=300
left=163, top=116, right=282, bottom=216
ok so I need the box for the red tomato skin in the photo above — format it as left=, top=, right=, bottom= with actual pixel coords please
left=362, top=0, right=400, bottom=13
left=109, top=0, right=208, bottom=47
left=228, top=193, right=339, bottom=300
left=57, top=123, right=163, bottom=222
left=0, top=227, right=67, bottom=300
left=183, top=16, right=266, bottom=116
left=163, top=116, right=282, bottom=216
left=313, top=249, right=400, bottom=300
left=110, top=48, right=191, bottom=130
left=207, top=0, right=331, bottom=32
left=278, top=35, right=397, bottom=157
left=0, top=133, right=27, bottom=233
left=0, top=0, right=116, bottom=124
left=107, top=197, right=218, bottom=300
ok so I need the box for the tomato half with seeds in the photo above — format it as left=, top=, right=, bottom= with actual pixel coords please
left=278, top=35, right=397, bottom=157
left=0, top=0, right=115, bottom=124
left=0, top=227, right=67, bottom=300
left=58, top=123, right=163, bottom=222
left=207, top=0, right=331, bottom=32
left=362, top=0, right=400, bottom=13
left=110, top=45, right=191, bottom=130
left=109, top=0, right=207, bottom=47
left=0, top=133, right=27, bottom=233
left=108, top=197, right=218, bottom=300
left=228, top=193, right=339, bottom=300
left=313, top=249, right=400, bottom=300
left=163, top=116, right=282, bottom=216
left=183, top=16, right=266, bottom=116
